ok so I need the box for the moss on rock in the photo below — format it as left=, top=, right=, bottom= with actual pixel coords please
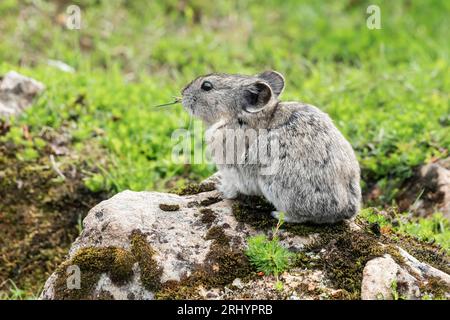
left=205, top=226, right=230, bottom=246
left=52, top=246, right=135, bottom=299
left=52, top=229, right=162, bottom=299
left=172, top=182, right=215, bottom=196
left=158, top=203, right=180, bottom=211
left=156, top=225, right=254, bottom=299
left=200, top=208, right=217, bottom=225
left=230, top=195, right=449, bottom=299
left=420, top=276, right=450, bottom=299
left=130, top=230, right=163, bottom=292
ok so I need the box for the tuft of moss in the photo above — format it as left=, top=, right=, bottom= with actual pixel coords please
left=202, top=242, right=252, bottom=287
left=53, top=247, right=135, bottom=300
left=292, top=252, right=316, bottom=269
left=231, top=195, right=276, bottom=230
left=200, top=208, right=217, bottom=225
left=172, top=182, right=215, bottom=196
left=158, top=203, right=180, bottom=211
left=205, top=226, right=230, bottom=246
left=130, top=230, right=163, bottom=292
left=200, top=195, right=222, bottom=206
left=52, top=229, right=163, bottom=299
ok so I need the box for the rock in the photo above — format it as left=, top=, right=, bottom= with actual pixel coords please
left=361, top=249, right=450, bottom=300
left=361, top=255, right=411, bottom=300
left=40, top=176, right=450, bottom=300
left=0, top=71, right=45, bottom=118
left=397, top=157, right=450, bottom=219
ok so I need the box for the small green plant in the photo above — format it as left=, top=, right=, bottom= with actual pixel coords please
left=0, top=280, right=36, bottom=300
left=390, top=280, right=400, bottom=300
left=245, top=213, right=294, bottom=290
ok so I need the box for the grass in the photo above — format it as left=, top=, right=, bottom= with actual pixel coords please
left=0, top=0, right=449, bottom=299
left=360, top=209, right=450, bottom=251
left=245, top=213, right=294, bottom=289
left=0, top=0, right=448, bottom=196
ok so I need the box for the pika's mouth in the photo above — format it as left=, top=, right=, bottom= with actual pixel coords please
left=181, top=96, right=195, bottom=115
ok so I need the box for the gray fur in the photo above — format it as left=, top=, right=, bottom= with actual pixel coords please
left=181, top=71, right=362, bottom=224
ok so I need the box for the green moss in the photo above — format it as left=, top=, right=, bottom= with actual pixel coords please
left=292, top=252, right=315, bottom=269
left=130, top=230, right=163, bottom=292
left=72, top=247, right=134, bottom=284
left=172, top=182, right=215, bottom=196
left=53, top=247, right=135, bottom=300
left=158, top=203, right=180, bottom=211
left=318, top=230, right=401, bottom=299
left=52, top=229, right=163, bottom=299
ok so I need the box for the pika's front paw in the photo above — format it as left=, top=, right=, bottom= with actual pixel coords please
left=218, top=182, right=239, bottom=199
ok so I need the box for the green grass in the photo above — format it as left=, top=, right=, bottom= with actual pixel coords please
left=246, top=214, right=293, bottom=289
left=361, top=209, right=450, bottom=251
left=1, top=0, right=448, bottom=196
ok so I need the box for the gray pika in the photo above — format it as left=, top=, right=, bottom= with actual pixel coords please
left=181, top=70, right=362, bottom=224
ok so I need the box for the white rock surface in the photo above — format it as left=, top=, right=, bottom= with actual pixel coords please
left=0, top=71, right=45, bottom=118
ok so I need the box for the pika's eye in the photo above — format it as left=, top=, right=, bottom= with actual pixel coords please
left=201, top=81, right=213, bottom=91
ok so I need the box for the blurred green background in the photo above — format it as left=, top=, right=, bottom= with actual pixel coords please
left=0, top=0, right=448, bottom=299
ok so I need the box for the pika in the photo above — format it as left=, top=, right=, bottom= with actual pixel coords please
left=181, top=71, right=361, bottom=224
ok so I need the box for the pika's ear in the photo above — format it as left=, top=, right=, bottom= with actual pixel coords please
left=257, top=70, right=285, bottom=97
left=242, top=81, right=272, bottom=113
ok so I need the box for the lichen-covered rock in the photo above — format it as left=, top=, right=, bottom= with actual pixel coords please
left=0, top=71, right=45, bottom=118
left=40, top=177, right=450, bottom=300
